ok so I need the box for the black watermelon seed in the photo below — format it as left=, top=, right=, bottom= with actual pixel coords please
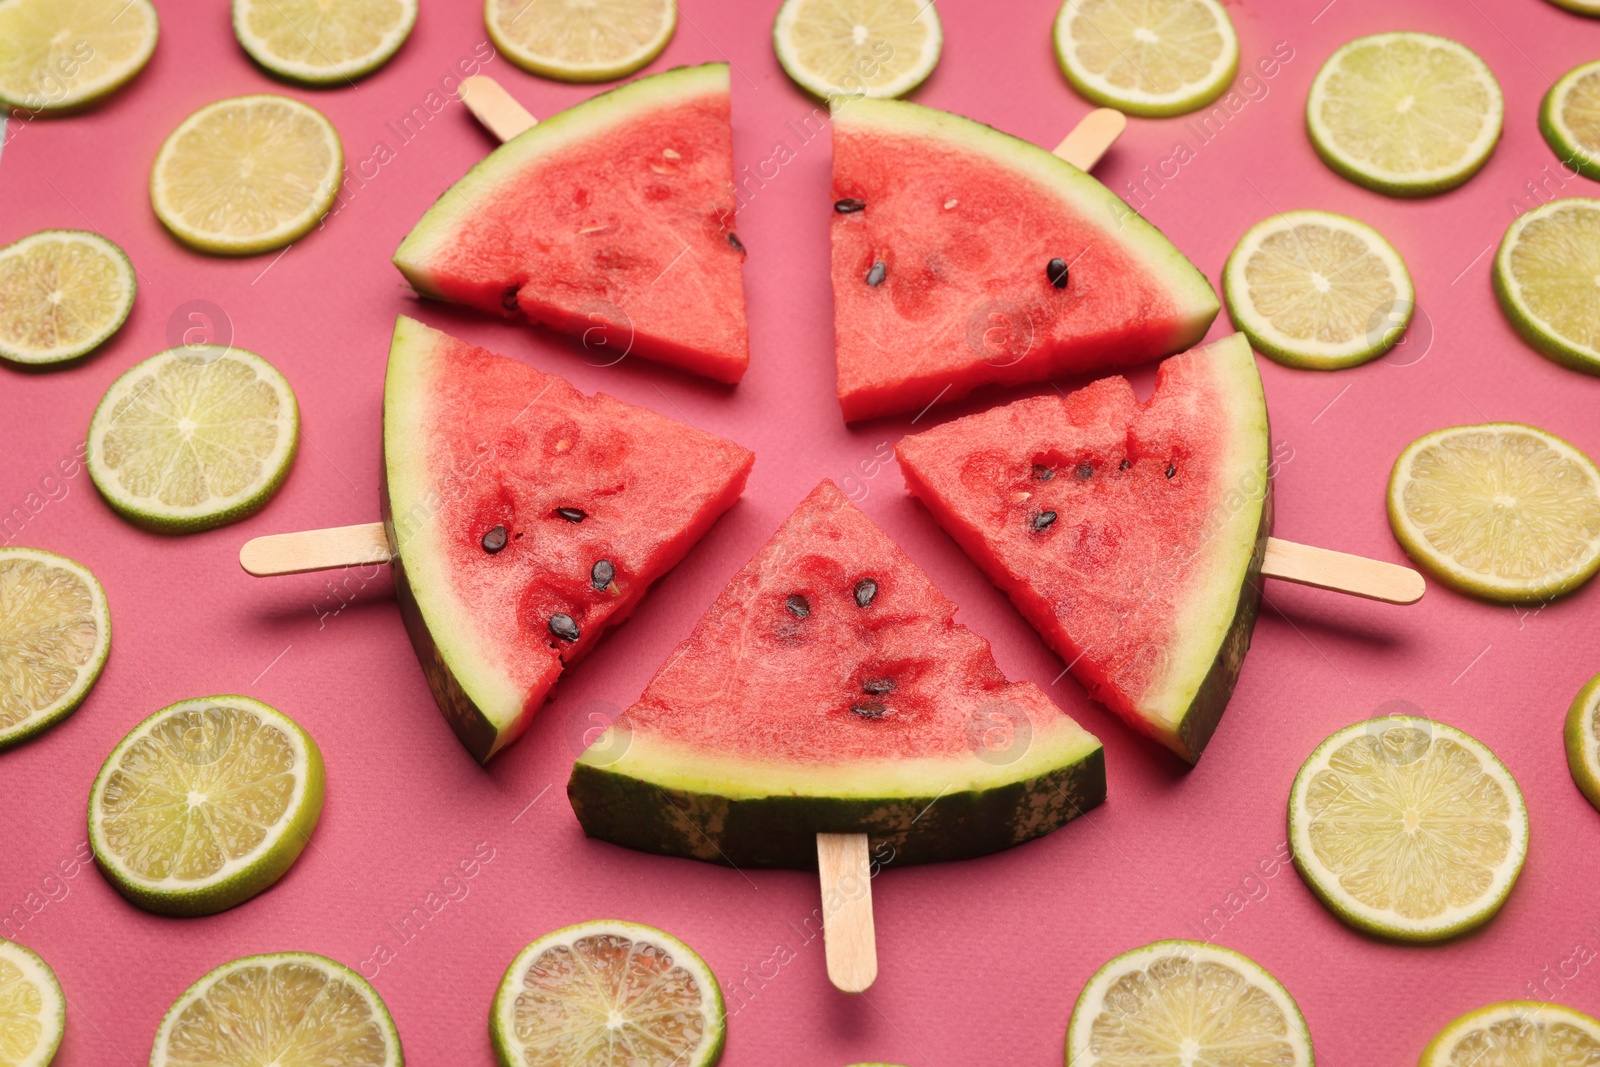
left=1033, top=464, right=1055, bottom=481
left=1120, top=458, right=1132, bottom=471
left=727, top=232, right=745, bottom=253
left=853, top=578, right=879, bottom=607
left=1047, top=258, right=1070, bottom=289
left=556, top=507, right=587, bottom=523
left=1032, top=510, right=1058, bottom=531
left=548, top=613, right=580, bottom=642
left=862, top=677, right=896, bottom=695
left=591, top=559, right=615, bottom=591
left=1076, top=463, right=1094, bottom=480
left=851, top=701, right=888, bottom=720
left=834, top=198, right=866, bottom=214
left=481, top=525, right=508, bottom=553
left=501, top=286, right=520, bottom=312
left=865, top=261, right=887, bottom=287
left=785, top=594, right=811, bottom=618
left=1166, top=464, right=1177, bottom=479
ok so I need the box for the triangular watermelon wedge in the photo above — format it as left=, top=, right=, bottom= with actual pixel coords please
left=568, top=480, right=1105, bottom=869
left=394, top=64, right=749, bottom=385
left=895, top=334, right=1272, bottom=763
left=382, top=316, right=753, bottom=762
left=831, top=98, right=1220, bottom=421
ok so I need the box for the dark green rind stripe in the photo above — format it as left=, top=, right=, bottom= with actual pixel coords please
left=567, top=746, right=1105, bottom=870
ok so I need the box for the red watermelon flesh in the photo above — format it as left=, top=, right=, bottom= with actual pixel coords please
left=567, top=480, right=1105, bottom=868
left=383, top=315, right=753, bottom=762
left=895, top=333, right=1272, bottom=763
left=393, top=64, right=749, bottom=385
left=831, top=98, right=1220, bottom=421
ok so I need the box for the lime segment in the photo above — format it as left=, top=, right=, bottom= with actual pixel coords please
left=1052, top=0, right=1239, bottom=118
left=773, top=0, right=942, bottom=100
left=0, top=940, right=64, bottom=1067
left=1387, top=423, right=1600, bottom=602
left=0, top=0, right=159, bottom=112
left=1307, top=32, right=1502, bottom=196
left=1493, top=198, right=1600, bottom=375
left=1565, top=672, right=1600, bottom=812
left=88, top=696, right=325, bottom=917
left=1421, top=1001, right=1600, bottom=1067
left=0, top=230, right=136, bottom=366
left=0, top=547, right=110, bottom=751
left=487, top=0, right=676, bottom=83
left=1224, top=210, right=1413, bottom=369
left=490, top=920, right=725, bottom=1067
left=1541, top=60, right=1600, bottom=181
left=1289, top=715, right=1528, bottom=941
left=150, top=953, right=401, bottom=1066
left=233, top=0, right=417, bottom=85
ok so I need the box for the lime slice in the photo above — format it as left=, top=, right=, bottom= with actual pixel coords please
left=86, top=346, right=299, bottom=533
left=0, top=940, right=64, bottom=1067
left=1421, top=1001, right=1600, bottom=1066
left=1493, top=198, right=1600, bottom=375
left=1052, top=0, right=1239, bottom=118
left=1224, top=210, right=1413, bottom=369
left=487, top=0, right=676, bottom=83
left=1388, top=423, right=1600, bottom=602
left=87, top=695, right=325, bottom=916
left=1565, top=671, right=1600, bottom=812
left=773, top=0, right=942, bottom=100
left=1544, top=0, right=1600, bottom=13
left=0, top=230, right=136, bottom=366
left=1542, top=61, right=1600, bottom=182
left=150, top=95, right=343, bottom=256
left=490, top=920, right=726, bottom=1067
left=1065, top=940, right=1313, bottom=1066
left=1307, top=32, right=1502, bottom=197
left=233, top=0, right=417, bottom=85
left=1289, top=715, right=1528, bottom=942
left=0, top=547, right=110, bottom=752
left=151, top=952, right=401, bottom=1066
left=0, top=0, right=159, bottom=113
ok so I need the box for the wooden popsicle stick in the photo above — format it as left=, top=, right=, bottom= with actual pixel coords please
left=1053, top=107, right=1127, bottom=170
left=240, top=522, right=392, bottom=577
left=1261, top=537, right=1424, bottom=604
left=460, top=75, right=537, bottom=141
left=816, top=832, right=877, bottom=993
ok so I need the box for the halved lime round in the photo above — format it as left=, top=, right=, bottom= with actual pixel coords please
left=1065, top=940, right=1313, bottom=1066
left=1307, top=32, right=1502, bottom=197
left=1494, top=198, right=1600, bottom=375
left=1565, top=671, right=1600, bottom=812
left=491, top=920, right=725, bottom=1067
left=774, top=0, right=942, bottom=100
left=1421, top=1001, right=1600, bottom=1067
left=1289, top=714, right=1528, bottom=942
left=1224, top=210, right=1413, bottom=369
left=87, top=346, right=299, bottom=533
left=0, top=939, right=64, bottom=1067
left=0, top=0, right=159, bottom=113
left=0, top=547, right=110, bottom=751
left=1541, top=60, right=1600, bottom=182
left=0, top=230, right=136, bottom=366
left=1052, top=0, right=1239, bottom=118
left=233, top=0, right=417, bottom=85
left=88, top=695, right=325, bottom=916
left=1388, top=422, right=1600, bottom=602
left=487, top=0, right=676, bottom=83
left=151, top=952, right=401, bottom=1066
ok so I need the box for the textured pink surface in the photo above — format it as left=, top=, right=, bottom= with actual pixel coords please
left=3, top=1, right=1600, bottom=1064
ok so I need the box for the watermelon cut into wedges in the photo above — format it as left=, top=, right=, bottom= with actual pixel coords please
left=896, top=333, right=1272, bottom=763
left=831, top=98, right=1220, bottom=421
left=382, top=315, right=753, bottom=762
left=568, top=480, right=1105, bottom=869
left=393, top=64, right=749, bottom=385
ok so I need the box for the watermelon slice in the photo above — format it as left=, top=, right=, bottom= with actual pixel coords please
left=393, top=64, right=749, bottom=385
left=568, top=480, right=1105, bottom=869
left=382, top=315, right=753, bottom=762
left=895, top=333, right=1272, bottom=763
left=830, top=98, right=1220, bottom=421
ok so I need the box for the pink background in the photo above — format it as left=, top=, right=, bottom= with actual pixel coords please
left=4, top=1, right=1600, bottom=1063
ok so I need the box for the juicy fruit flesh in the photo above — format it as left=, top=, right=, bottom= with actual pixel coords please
left=1064, top=0, right=1229, bottom=97
left=98, top=704, right=297, bottom=882
left=1084, top=953, right=1300, bottom=1066
left=162, top=959, right=391, bottom=1066
left=1438, top=1010, right=1600, bottom=1066
left=509, top=932, right=710, bottom=1066
left=0, top=235, right=130, bottom=357
left=0, top=0, right=155, bottom=109
left=1560, top=69, right=1600, bottom=156
left=1506, top=202, right=1600, bottom=355
left=488, top=0, right=671, bottom=68
left=1315, top=36, right=1497, bottom=176
left=238, top=0, right=410, bottom=68
left=1302, top=725, right=1515, bottom=921
left=1241, top=221, right=1399, bottom=346
left=97, top=353, right=288, bottom=511
left=0, top=956, right=47, bottom=1065
left=0, top=557, right=99, bottom=727
left=779, top=0, right=936, bottom=94
left=1398, top=428, right=1600, bottom=584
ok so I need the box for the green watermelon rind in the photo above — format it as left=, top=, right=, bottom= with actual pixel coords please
left=832, top=97, right=1221, bottom=350
left=393, top=63, right=729, bottom=298
left=568, top=725, right=1106, bottom=869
